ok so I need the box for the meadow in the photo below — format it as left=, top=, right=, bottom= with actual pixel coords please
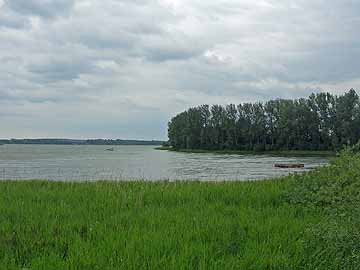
left=0, top=150, right=359, bottom=269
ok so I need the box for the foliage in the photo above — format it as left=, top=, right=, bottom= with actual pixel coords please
left=290, top=151, right=360, bottom=207
left=168, top=89, right=360, bottom=151
left=349, top=140, right=360, bottom=153
left=289, top=150, right=360, bottom=269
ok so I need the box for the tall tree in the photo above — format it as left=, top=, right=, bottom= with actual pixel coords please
left=168, top=89, right=360, bottom=151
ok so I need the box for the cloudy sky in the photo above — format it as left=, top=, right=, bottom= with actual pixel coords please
left=1, top=0, right=359, bottom=140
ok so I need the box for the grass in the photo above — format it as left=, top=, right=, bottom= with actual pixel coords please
left=155, top=146, right=336, bottom=157
left=0, top=150, right=359, bottom=269
left=0, top=180, right=317, bottom=269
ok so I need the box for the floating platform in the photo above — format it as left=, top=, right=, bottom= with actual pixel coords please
left=274, top=163, right=305, bottom=169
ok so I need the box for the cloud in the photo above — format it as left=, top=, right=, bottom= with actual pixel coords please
left=4, top=0, right=75, bottom=18
left=0, top=0, right=360, bottom=139
left=204, top=50, right=232, bottom=64
left=0, top=7, right=27, bottom=29
left=27, top=58, right=96, bottom=82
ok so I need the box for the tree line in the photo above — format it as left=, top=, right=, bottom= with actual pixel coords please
left=0, top=139, right=164, bottom=146
left=168, top=89, right=360, bottom=151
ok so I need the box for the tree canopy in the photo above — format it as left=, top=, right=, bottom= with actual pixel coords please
left=168, top=89, right=360, bottom=151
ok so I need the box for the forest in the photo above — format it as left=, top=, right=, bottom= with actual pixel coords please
left=168, top=89, right=360, bottom=151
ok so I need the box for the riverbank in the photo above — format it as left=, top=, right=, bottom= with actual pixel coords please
left=0, top=151, right=358, bottom=269
left=155, top=146, right=336, bottom=157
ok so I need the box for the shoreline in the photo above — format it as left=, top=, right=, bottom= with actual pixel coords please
left=155, top=146, right=336, bottom=157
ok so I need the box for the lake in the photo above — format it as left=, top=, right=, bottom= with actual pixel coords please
left=0, top=144, right=329, bottom=181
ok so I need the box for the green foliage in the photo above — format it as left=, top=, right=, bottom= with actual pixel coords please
left=168, top=89, right=360, bottom=151
left=288, top=151, right=360, bottom=269
left=350, top=140, right=360, bottom=153
left=290, top=150, right=360, bottom=209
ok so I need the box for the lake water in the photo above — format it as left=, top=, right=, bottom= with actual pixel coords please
left=0, top=144, right=329, bottom=181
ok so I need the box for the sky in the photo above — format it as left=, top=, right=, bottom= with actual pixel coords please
left=1, top=0, right=359, bottom=140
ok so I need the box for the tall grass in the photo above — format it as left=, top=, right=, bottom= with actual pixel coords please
left=0, top=150, right=359, bottom=269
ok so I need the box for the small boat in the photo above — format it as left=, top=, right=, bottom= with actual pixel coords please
left=105, top=148, right=114, bottom=151
left=274, top=163, right=304, bottom=169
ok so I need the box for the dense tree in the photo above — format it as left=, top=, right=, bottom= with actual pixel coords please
left=168, top=90, right=360, bottom=151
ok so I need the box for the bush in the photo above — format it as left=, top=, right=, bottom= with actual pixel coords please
left=289, top=150, right=360, bottom=269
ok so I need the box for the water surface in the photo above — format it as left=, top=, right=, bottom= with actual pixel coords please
left=0, top=144, right=329, bottom=181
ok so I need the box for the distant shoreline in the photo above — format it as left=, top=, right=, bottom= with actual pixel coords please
left=0, top=139, right=164, bottom=146
left=155, top=146, right=336, bottom=157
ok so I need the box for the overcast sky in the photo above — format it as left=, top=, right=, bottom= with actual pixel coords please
left=1, top=0, right=359, bottom=140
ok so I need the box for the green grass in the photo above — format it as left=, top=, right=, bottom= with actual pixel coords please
left=0, top=179, right=317, bottom=269
left=155, top=147, right=336, bottom=157
left=1, top=150, right=359, bottom=269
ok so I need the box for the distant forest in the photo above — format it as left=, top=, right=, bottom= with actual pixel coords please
left=168, top=89, right=360, bottom=151
left=0, top=139, right=164, bottom=146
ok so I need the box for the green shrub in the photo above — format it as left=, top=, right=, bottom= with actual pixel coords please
left=289, top=150, right=360, bottom=269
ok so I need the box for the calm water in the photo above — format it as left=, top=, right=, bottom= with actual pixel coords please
left=0, top=144, right=329, bottom=181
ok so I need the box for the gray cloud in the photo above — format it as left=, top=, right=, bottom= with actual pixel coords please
left=27, top=58, right=96, bottom=82
left=0, top=8, right=27, bottom=28
left=4, top=0, right=74, bottom=18
left=0, top=0, right=359, bottom=139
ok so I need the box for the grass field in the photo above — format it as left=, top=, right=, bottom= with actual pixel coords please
left=0, top=151, right=359, bottom=269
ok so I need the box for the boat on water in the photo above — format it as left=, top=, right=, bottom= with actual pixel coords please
left=274, top=163, right=305, bottom=169
left=105, top=148, right=115, bottom=151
